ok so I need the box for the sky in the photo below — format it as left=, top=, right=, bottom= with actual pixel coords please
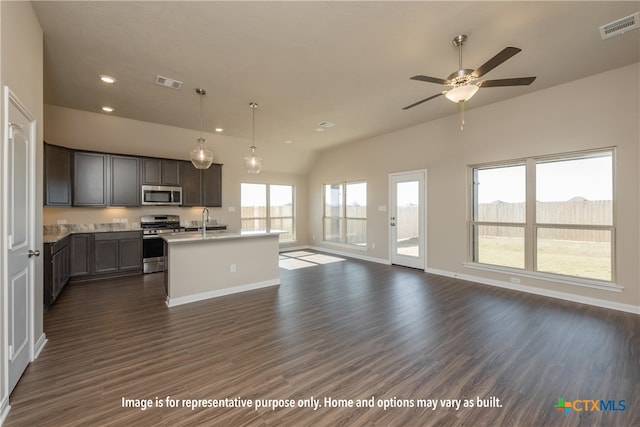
left=477, top=154, right=613, bottom=203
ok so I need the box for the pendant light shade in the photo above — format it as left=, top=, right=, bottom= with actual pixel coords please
left=190, top=88, right=214, bottom=169
left=244, top=102, right=262, bottom=174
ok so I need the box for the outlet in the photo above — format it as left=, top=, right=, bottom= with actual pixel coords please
left=510, top=277, right=521, bottom=284
left=312, top=234, right=316, bottom=241
left=228, top=206, right=236, bottom=212
left=371, top=243, right=376, bottom=249
left=230, top=264, right=236, bottom=273
left=121, top=218, right=128, bottom=223
left=57, top=219, right=67, bottom=225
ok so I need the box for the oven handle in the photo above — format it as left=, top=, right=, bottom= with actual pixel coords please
left=143, top=235, right=163, bottom=239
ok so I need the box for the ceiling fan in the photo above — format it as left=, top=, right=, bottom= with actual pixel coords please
left=403, top=34, right=536, bottom=111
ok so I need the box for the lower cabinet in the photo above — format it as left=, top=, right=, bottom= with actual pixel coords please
left=44, top=236, right=71, bottom=310
left=70, top=231, right=143, bottom=281
left=94, top=231, right=142, bottom=274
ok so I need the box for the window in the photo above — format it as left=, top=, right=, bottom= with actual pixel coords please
left=241, top=183, right=295, bottom=242
left=323, top=181, right=367, bottom=247
left=470, top=149, right=614, bottom=283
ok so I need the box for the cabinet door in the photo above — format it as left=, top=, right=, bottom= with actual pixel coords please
left=94, top=239, right=119, bottom=274
left=162, top=160, right=181, bottom=185
left=180, top=161, right=202, bottom=207
left=111, top=155, right=140, bottom=206
left=70, top=234, right=92, bottom=276
left=202, top=163, right=222, bottom=207
left=119, top=237, right=142, bottom=271
left=74, top=152, right=108, bottom=206
left=43, top=243, right=54, bottom=309
left=142, top=158, right=162, bottom=185
left=44, top=144, right=72, bottom=206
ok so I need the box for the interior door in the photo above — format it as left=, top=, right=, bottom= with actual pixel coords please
left=5, top=88, right=36, bottom=394
left=390, top=170, right=426, bottom=270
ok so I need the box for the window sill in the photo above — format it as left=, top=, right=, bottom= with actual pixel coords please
left=321, top=241, right=368, bottom=252
left=463, top=262, right=623, bottom=293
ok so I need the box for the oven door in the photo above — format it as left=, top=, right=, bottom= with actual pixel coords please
left=143, top=235, right=165, bottom=273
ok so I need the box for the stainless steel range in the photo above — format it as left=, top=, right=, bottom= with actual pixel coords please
left=141, top=214, right=181, bottom=273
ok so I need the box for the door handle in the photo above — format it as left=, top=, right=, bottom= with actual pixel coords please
left=28, top=249, right=40, bottom=257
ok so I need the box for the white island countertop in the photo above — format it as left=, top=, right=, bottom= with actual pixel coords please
left=161, top=229, right=283, bottom=244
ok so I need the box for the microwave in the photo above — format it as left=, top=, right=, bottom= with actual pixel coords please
left=141, top=185, right=182, bottom=206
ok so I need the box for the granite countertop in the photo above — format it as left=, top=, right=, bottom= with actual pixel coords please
left=43, top=223, right=142, bottom=243
left=162, top=230, right=282, bottom=244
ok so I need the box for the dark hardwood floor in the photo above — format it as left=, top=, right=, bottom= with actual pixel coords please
left=5, top=251, right=639, bottom=426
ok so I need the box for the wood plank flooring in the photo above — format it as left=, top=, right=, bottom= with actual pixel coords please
left=5, top=251, right=640, bottom=426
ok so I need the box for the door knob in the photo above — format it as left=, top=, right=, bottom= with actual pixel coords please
left=390, top=222, right=396, bottom=226
left=28, top=249, right=40, bottom=257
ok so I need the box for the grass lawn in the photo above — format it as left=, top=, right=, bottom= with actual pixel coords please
left=478, top=236, right=611, bottom=281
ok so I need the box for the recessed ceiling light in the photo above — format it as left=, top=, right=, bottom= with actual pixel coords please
left=99, top=74, right=116, bottom=84
left=101, top=106, right=114, bottom=112
left=284, top=140, right=293, bottom=144
left=315, top=128, right=325, bottom=132
left=215, top=128, right=224, bottom=133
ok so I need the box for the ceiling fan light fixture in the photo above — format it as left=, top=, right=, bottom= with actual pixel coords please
left=445, top=84, right=479, bottom=103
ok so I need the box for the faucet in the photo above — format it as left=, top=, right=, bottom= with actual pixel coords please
left=201, top=208, right=210, bottom=237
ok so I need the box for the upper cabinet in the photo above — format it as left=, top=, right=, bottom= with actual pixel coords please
left=44, top=143, right=73, bottom=206
left=44, top=145, right=221, bottom=208
left=74, top=151, right=109, bottom=206
left=142, top=158, right=181, bottom=186
left=181, top=162, right=222, bottom=207
left=110, top=155, right=140, bottom=206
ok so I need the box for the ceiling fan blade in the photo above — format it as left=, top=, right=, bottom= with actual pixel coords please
left=479, top=77, right=536, bottom=87
left=471, top=46, right=522, bottom=78
left=410, top=75, right=449, bottom=85
left=402, top=92, right=444, bottom=110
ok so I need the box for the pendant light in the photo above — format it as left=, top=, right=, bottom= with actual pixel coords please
left=190, top=88, right=214, bottom=169
left=244, top=102, right=262, bottom=174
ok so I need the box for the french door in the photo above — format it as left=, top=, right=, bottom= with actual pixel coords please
left=389, top=170, right=426, bottom=270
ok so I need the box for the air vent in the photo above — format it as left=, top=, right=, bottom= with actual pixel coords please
left=155, top=75, right=183, bottom=89
left=600, top=12, right=639, bottom=39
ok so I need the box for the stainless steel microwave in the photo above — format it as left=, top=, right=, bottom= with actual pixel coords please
left=141, top=185, right=182, bottom=206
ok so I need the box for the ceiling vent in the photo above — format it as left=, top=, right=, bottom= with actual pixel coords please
left=600, top=12, right=640, bottom=39
left=155, top=75, right=183, bottom=89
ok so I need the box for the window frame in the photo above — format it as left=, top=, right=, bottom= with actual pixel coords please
left=467, top=148, right=617, bottom=289
left=322, top=180, right=367, bottom=248
left=240, top=182, right=296, bottom=242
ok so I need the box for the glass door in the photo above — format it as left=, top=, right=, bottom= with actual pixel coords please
left=390, top=170, right=426, bottom=269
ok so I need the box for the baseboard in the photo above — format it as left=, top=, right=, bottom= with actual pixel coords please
left=166, top=279, right=280, bottom=307
left=279, top=245, right=309, bottom=252
left=34, top=333, right=48, bottom=359
left=0, top=396, right=10, bottom=427
left=425, top=267, right=640, bottom=315
left=308, top=245, right=390, bottom=265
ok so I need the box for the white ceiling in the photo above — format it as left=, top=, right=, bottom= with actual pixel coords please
left=33, top=1, right=640, bottom=156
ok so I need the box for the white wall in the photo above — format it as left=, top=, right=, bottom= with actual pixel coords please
left=0, top=0, right=43, bottom=420
left=308, top=63, right=640, bottom=312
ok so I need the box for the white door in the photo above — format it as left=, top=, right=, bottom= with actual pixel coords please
left=5, top=88, right=37, bottom=394
left=389, top=170, right=426, bottom=270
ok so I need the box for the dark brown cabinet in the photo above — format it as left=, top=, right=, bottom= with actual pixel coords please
left=181, top=162, right=222, bottom=207
left=110, top=155, right=140, bottom=206
left=142, top=158, right=181, bottom=186
left=43, top=236, right=70, bottom=310
left=74, top=151, right=108, bottom=206
left=44, top=143, right=72, bottom=206
left=70, top=233, right=92, bottom=277
left=93, top=231, right=142, bottom=275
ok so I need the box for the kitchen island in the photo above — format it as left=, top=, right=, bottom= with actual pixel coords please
left=162, top=230, right=281, bottom=307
